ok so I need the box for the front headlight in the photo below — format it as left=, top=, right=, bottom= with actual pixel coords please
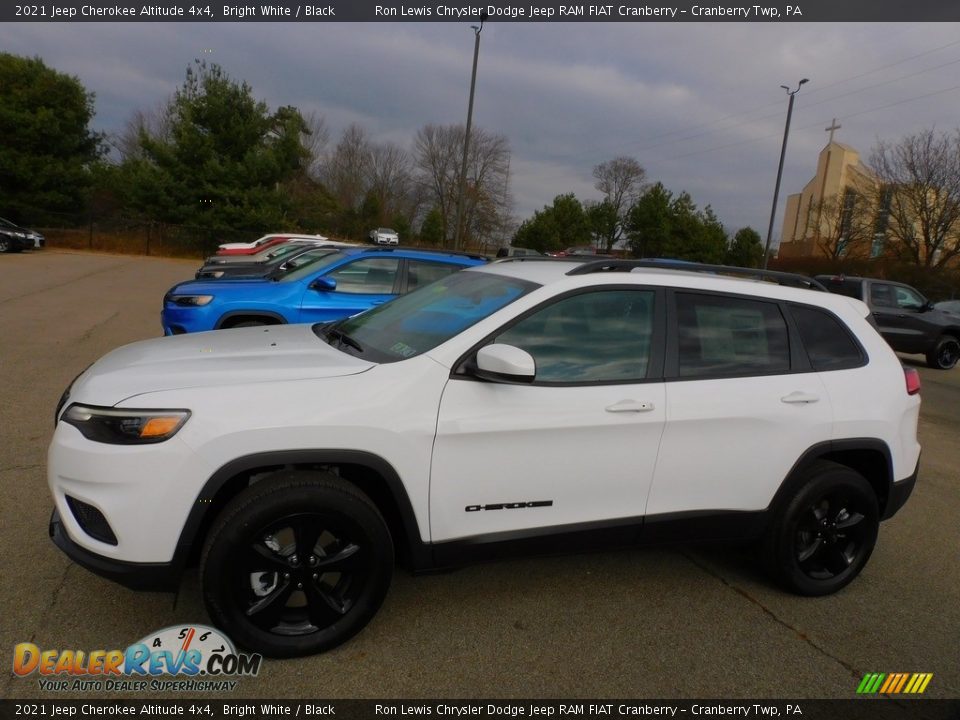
left=169, top=295, right=214, bottom=306
left=62, top=404, right=191, bottom=444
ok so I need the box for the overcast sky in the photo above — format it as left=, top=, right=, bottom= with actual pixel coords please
left=4, top=21, right=960, bottom=242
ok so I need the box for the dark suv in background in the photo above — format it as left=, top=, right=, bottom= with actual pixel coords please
left=816, top=275, right=960, bottom=369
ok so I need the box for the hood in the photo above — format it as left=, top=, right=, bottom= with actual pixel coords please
left=69, top=324, right=374, bottom=406
left=167, top=277, right=274, bottom=296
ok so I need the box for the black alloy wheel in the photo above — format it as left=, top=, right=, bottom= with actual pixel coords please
left=201, top=471, right=394, bottom=657
left=764, top=461, right=878, bottom=596
left=928, top=335, right=960, bottom=370
left=792, top=492, right=870, bottom=580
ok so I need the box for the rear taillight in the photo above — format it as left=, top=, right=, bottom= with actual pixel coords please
left=904, top=367, right=921, bottom=395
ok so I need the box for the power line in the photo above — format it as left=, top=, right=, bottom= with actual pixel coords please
left=669, top=83, right=960, bottom=160
left=549, top=36, right=960, bottom=164
left=628, top=52, right=960, bottom=157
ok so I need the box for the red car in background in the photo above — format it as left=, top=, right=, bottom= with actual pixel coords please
left=215, top=233, right=327, bottom=256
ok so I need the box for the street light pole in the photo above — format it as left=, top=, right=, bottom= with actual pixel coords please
left=452, top=13, right=486, bottom=251
left=762, top=78, right=808, bottom=270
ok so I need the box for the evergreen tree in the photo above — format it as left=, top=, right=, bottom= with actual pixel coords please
left=118, top=61, right=308, bottom=235
left=0, top=53, right=104, bottom=223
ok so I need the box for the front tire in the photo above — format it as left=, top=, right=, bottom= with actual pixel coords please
left=926, top=334, right=960, bottom=370
left=200, top=471, right=394, bottom=657
left=763, top=461, right=879, bottom=596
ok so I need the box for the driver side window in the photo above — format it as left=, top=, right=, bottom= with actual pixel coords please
left=327, top=258, right=399, bottom=294
left=894, top=286, right=924, bottom=310
left=493, top=289, right=655, bottom=383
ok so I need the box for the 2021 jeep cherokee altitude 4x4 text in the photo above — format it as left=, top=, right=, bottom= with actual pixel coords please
left=49, top=259, right=921, bottom=657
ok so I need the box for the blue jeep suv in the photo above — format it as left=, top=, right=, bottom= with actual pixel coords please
left=162, top=246, right=487, bottom=334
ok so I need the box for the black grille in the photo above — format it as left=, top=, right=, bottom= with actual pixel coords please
left=66, top=496, right=118, bottom=545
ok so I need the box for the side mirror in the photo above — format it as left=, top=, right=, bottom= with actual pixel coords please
left=472, top=344, right=536, bottom=383
left=924, top=300, right=936, bottom=312
left=309, top=276, right=337, bottom=291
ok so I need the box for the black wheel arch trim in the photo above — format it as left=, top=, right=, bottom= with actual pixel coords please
left=769, top=438, right=898, bottom=520
left=214, top=310, right=287, bottom=329
left=172, top=449, right=431, bottom=575
left=87, top=440, right=907, bottom=589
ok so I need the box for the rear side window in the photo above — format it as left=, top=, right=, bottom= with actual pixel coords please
left=789, top=304, right=865, bottom=371
left=869, top=283, right=897, bottom=308
left=675, top=293, right=790, bottom=378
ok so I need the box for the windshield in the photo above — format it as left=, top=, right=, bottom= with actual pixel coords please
left=316, top=270, right=537, bottom=362
left=0, top=217, right=19, bottom=229
left=260, top=243, right=307, bottom=261
left=276, top=249, right=343, bottom=281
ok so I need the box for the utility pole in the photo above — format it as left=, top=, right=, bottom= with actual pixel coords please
left=452, top=13, right=486, bottom=251
left=763, top=78, right=808, bottom=269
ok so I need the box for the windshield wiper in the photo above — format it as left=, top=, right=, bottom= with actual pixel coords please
left=323, top=325, right=364, bottom=353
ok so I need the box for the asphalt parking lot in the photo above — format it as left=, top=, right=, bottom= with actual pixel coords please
left=1, top=250, right=958, bottom=700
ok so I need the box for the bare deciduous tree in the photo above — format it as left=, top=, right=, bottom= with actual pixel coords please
left=413, top=124, right=512, bottom=248
left=321, top=123, right=373, bottom=212
left=869, top=128, right=960, bottom=268
left=804, top=190, right=876, bottom=261
left=299, top=110, right=330, bottom=178
left=369, top=141, right=418, bottom=226
left=592, top=156, right=647, bottom=251
left=111, top=102, right=171, bottom=162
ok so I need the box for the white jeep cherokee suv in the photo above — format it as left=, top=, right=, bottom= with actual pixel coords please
left=49, top=259, right=921, bottom=658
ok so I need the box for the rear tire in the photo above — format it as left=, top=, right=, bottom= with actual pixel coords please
left=763, top=461, right=878, bottom=596
left=200, top=470, right=394, bottom=657
left=926, top=334, right=960, bottom=370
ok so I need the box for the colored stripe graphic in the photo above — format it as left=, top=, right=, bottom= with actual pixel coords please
left=857, top=672, right=932, bottom=694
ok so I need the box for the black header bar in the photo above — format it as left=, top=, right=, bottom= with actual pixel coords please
left=1, top=700, right=960, bottom=720
left=4, top=0, right=960, bottom=22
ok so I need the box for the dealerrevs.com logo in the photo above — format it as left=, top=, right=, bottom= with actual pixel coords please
left=12, top=625, right=262, bottom=692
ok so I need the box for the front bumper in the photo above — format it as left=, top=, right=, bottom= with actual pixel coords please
left=49, top=509, right=180, bottom=591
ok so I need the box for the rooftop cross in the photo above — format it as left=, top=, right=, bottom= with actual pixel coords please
left=825, top=118, right=842, bottom=144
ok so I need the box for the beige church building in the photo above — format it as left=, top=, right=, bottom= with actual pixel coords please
left=777, top=121, right=886, bottom=260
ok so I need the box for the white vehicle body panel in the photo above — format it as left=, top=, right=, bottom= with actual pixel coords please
left=48, top=262, right=921, bottom=571
left=430, top=379, right=666, bottom=541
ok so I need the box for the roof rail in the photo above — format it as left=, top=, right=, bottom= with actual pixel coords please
left=363, top=245, right=489, bottom=262
left=493, top=255, right=578, bottom=264
left=565, top=259, right=826, bottom=291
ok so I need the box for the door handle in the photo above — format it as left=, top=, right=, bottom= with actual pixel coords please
left=605, top=400, right=655, bottom=413
left=781, top=392, right=820, bottom=404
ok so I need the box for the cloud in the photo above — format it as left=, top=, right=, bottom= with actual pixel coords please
left=3, top=20, right=960, bottom=239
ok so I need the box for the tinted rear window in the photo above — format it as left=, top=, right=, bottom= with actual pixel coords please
left=675, top=293, right=790, bottom=378
left=790, top=304, right=865, bottom=371
left=816, top=277, right=863, bottom=299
